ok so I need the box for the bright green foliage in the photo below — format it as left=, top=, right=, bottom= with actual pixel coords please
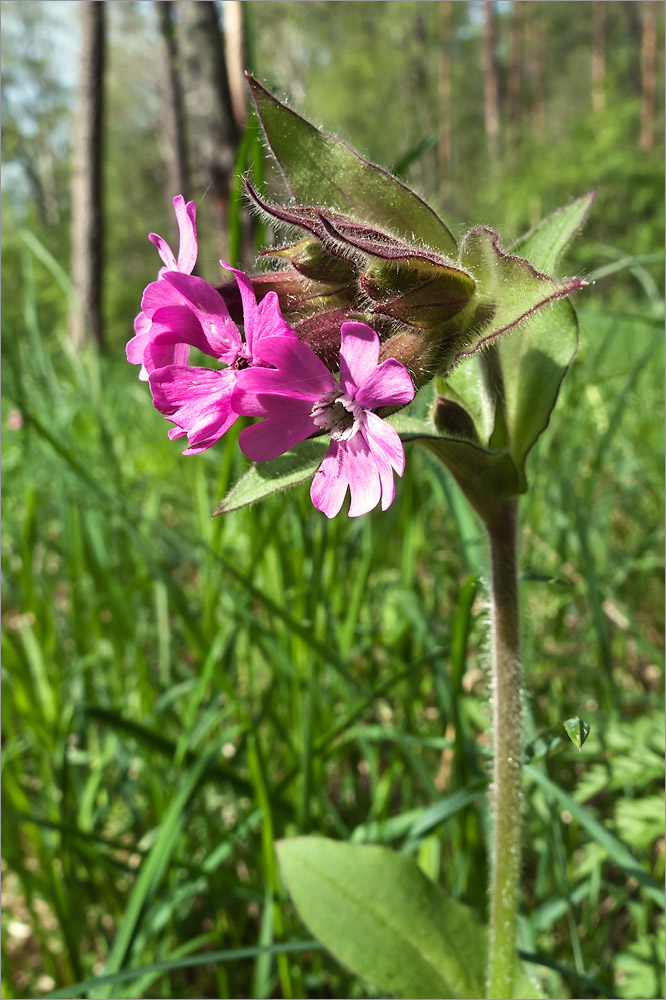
left=2, top=3, right=664, bottom=998
left=2, top=231, right=664, bottom=999
left=277, top=837, right=487, bottom=999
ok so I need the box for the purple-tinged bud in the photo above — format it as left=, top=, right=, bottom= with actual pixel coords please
left=378, top=330, right=440, bottom=390
left=292, top=309, right=351, bottom=371
left=432, top=397, right=480, bottom=442
left=216, top=266, right=357, bottom=322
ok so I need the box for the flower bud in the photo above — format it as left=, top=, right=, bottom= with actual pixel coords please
left=361, top=258, right=474, bottom=329
left=263, top=239, right=356, bottom=284
left=378, top=330, right=440, bottom=390
left=292, top=309, right=350, bottom=371
left=216, top=266, right=356, bottom=322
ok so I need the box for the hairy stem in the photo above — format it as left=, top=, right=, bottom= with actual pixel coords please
left=486, top=498, right=523, bottom=998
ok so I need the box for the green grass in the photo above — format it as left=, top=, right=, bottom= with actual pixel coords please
left=1, top=234, right=664, bottom=1000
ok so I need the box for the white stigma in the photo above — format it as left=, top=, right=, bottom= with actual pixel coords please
left=311, top=390, right=364, bottom=441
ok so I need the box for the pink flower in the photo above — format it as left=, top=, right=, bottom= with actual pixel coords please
left=146, top=264, right=296, bottom=454
left=232, top=322, right=415, bottom=517
left=127, top=195, right=198, bottom=380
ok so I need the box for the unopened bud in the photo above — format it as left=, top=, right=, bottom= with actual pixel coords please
left=293, top=309, right=350, bottom=371
left=361, top=257, right=475, bottom=329
left=264, top=239, right=356, bottom=284
left=216, top=266, right=356, bottom=321
left=378, top=330, right=440, bottom=390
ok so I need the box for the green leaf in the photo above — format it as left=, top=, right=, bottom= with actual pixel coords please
left=277, top=837, right=487, bottom=999
left=96, top=750, right=215, bottom=997
left=514, top=191, right=597, bottom=274
left=246, top=74, right=457, bottom=254
left=214, top=438, right=327, bottom=514
left=563, top=716, right=591, bottom=750
left=418, top=435, right=523, bottom=521
left=450, top=226, right=585, bottom=369
left=499, top=298, right=579, bottom=481
left=43, top=941, right=322, bottom=999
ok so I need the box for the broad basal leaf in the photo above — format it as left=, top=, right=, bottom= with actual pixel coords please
left=277, top=837, right=487, bottom=999
left=246, top=74, right=457, bottom=255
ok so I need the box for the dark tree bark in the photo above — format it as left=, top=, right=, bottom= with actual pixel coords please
left=640, top=1, right=657, bottom=151
left=176, top=0, right=239, bottom=251
left=482, top=0, right=500, bottom=161
left=70, top=0, right=105, bottom=349
left=592, top=1, right=606, bottom=114
left=507, top=0, right=523, bottom=126
left=223, top=0, right=247, bottom=132
left=525, top=1, right=545, bottom=142
left=438, top=0, right=452, bottom=203
left=156, top=1, right=190, bottom=199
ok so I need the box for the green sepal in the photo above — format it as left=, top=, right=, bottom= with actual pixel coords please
left=442, top=226, right=585, bottom=372
left=246, top=74, right=457, bottom=254
left=276, top=836, right=487, bottom=999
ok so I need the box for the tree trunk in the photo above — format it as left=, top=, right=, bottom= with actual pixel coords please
left=438, top=0, right=452, bottom=203
left=482, top=0, right=500, bottom=161
left=507, top=0, right=523, bottom=126
left=176, top=0, right=239, bottom=253
left=525, top=1, right=545, bottom=143
left=640, top=1, right=657, bottom=151
left=592, top=1, right=606, bottom=114
left=155, top=0, right=190, bottom=199
left=223, top=0, right=247, bottom=132
left=70, top=0, right=105, bottom=350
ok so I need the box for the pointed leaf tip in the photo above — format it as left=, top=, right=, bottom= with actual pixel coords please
left=563, top=717, right=591, bottom=751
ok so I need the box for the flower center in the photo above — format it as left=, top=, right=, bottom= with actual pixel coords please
left=311, top=390, right=364, bottom=441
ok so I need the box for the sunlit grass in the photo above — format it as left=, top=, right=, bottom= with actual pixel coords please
left=1, top=233, right=664, bottom=999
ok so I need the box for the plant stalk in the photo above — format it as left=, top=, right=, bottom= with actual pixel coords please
left=486, top=498, right=523, bottom=999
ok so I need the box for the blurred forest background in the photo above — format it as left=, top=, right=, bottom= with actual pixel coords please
left=2, top=2, right=664, bottom=999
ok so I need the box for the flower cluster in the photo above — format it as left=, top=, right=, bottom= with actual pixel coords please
left=128, top=197, right=415, bottom=518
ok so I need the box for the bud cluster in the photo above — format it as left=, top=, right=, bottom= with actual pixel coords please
left=215, top=183, right=477, bottom=390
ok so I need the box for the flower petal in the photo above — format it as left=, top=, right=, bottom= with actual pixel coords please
left=363, top=411, right=405, bottom=510
left=253, top=291, right=297, bottom=348
left=149, top=365, right=238, bottom=453
left=148, top=232, right=177, bottom=272
left=355, top=358, right=415, bottom=409
left=174, top=196, right=197, bottom=273
left=339, top=322, right=380, bottom=395
left=243, top=336, right=336, bottom=400
left=160, top=272, right=242, bottom=362
left=238, top=396, right=318, bottom=462
left=344, top=434, right=382, bottom=517
left=220, top=261, right=258, bottom=345
left=147, top=195, right=198, bottom=276
left=145, top=305, right=216, bottom=362
left=363, top=411, right=405, bottom=474
left=310, top=440, right=350, bottom=518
